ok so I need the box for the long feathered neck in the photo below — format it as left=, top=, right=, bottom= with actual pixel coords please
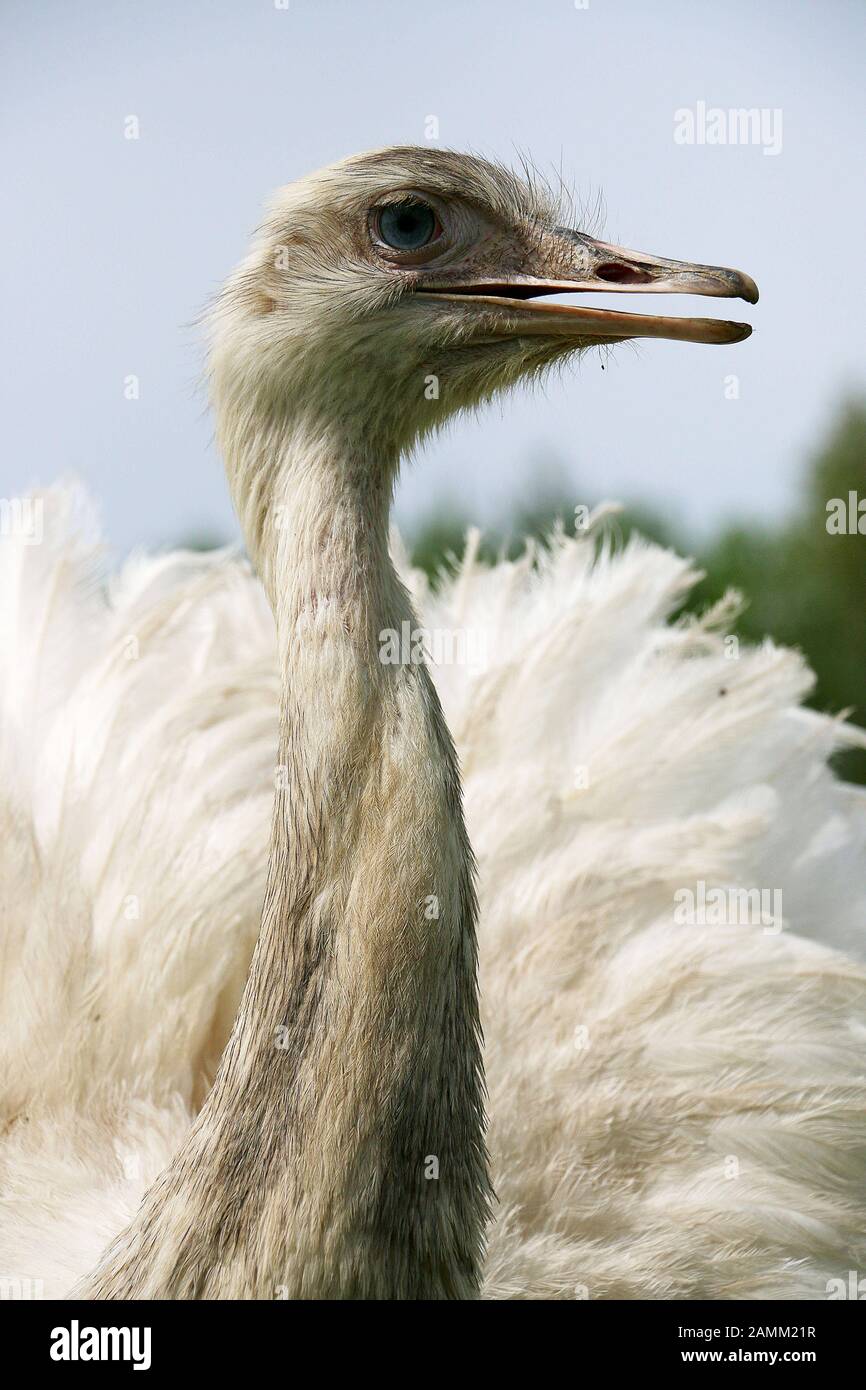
left=79, top=407, right=490, bottom=1300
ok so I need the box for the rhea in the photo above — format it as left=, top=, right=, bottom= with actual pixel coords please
left=4, top=148, right=864, bottom=1302
left=77, top=146, right=752, bottom=1297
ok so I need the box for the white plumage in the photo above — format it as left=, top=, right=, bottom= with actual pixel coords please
left=1, top=483, right=864, bottom=1298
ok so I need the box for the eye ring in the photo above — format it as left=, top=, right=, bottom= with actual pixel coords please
left=372, top=200, right=443, bottom=254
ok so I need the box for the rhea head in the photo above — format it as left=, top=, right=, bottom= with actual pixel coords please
left=210, top=146, right=757, bottom=562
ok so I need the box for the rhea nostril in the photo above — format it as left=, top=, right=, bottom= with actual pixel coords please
left=595, top=262, right=654, bottom=286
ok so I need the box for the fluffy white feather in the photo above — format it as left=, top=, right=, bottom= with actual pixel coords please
left=1, top=485, right=864, bottom=1299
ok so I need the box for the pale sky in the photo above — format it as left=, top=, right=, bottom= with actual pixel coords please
left=3, top=0, right=864, bottom=553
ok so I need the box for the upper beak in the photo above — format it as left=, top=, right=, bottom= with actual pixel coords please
left=417, top=229, right=758, bottom=345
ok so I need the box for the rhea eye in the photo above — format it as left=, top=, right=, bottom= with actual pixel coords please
left=376, top=201, right=440, bottom=251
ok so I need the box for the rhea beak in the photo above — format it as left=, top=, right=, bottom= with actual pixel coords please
left=417, top=229, right=758, bottom=345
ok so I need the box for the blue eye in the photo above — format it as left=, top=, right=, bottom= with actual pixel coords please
left=376, top=201, right=439, bottom=251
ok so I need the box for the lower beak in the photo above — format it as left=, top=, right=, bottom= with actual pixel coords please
left=418, top=231, right=758, bottom=346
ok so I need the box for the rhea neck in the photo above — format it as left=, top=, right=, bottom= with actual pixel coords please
left=81, top=399, right=490, bottom=1300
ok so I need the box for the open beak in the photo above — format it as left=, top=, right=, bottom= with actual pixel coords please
left=417, top=230, right=758, bottom=346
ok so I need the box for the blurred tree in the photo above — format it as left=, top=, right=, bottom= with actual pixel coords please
left=174, top=529, right=229, bottom=552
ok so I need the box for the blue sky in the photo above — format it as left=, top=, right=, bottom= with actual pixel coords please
left=3, top=0, right=864, bottom=552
